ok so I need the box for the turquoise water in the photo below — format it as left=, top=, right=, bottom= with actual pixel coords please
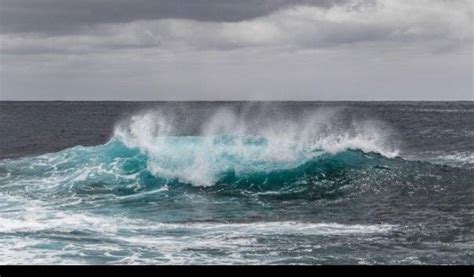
left=0, top=103, right=472, bottom=264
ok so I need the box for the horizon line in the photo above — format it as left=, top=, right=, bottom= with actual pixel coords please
left=0, top=100, right=473, bottom=102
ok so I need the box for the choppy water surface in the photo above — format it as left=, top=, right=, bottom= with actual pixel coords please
left=0, top=102, right=472, bottom=264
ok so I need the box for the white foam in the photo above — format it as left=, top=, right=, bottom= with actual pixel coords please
left=0, top=204, right=396, bottom=264
left=0, top=202, right=395, bottom=236
left=114, top=107, right=399, bottom=186
left=438, top=152, right=474, bottom=165
left=0, top=191, right=397, bottom=264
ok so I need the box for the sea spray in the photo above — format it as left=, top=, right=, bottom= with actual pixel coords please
left=114, top=106, right=399, bottom=186
left=0, top=102, right=472, bottom=264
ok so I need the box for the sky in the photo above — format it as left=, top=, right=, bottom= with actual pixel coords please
left=0, top=0, right=472, bottom=100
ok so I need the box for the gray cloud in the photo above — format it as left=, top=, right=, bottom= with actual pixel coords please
left=1, top=0, right=470, bottom=55
left=0, top=0, right=346, bottom=34
left=0, top=0, right=472, bottom=100
left=1, top=44, right=472, bottom=101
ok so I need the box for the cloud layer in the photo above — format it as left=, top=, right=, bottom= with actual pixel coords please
left=0, top=0, right=345, bottom=34
left=1, top=0, right=471, bottom=54
left=0, top=0, right=472, bottom=100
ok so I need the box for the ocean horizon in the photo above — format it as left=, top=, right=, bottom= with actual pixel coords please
left=0, top=101, right=472, bottom=264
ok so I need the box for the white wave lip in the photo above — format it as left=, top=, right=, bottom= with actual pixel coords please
left=114, top=107, right=399, bottom=187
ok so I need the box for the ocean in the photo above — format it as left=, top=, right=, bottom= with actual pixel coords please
left=0, top=101, right=472, bottom=264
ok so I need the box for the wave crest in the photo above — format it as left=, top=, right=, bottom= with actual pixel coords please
left=113, top=107, right=399, bottom=187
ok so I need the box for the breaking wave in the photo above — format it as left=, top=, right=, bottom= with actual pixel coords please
left=1, top=105, right=473, bottom=265
left=0, top=107, right=400, bottom=189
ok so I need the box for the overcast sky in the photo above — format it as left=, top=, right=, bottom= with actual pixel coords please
left=0, top=0, right=472, bottom=100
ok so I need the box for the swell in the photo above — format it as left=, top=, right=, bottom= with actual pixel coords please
left=1, top=107, right=469, bottom=199
left=0, top=136, right=392, bottom=188
left=110, top=108, right=400, bottom=187
left=0, top=132, right=472, bottom=215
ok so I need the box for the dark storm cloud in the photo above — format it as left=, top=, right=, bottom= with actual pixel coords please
left=0, top=0, right=346, bottom=34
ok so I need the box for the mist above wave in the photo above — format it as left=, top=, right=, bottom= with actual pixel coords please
left=114, top=106, right=399, bottom=186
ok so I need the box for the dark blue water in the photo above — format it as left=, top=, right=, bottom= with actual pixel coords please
left=0, top=102, right=472, bottom=264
